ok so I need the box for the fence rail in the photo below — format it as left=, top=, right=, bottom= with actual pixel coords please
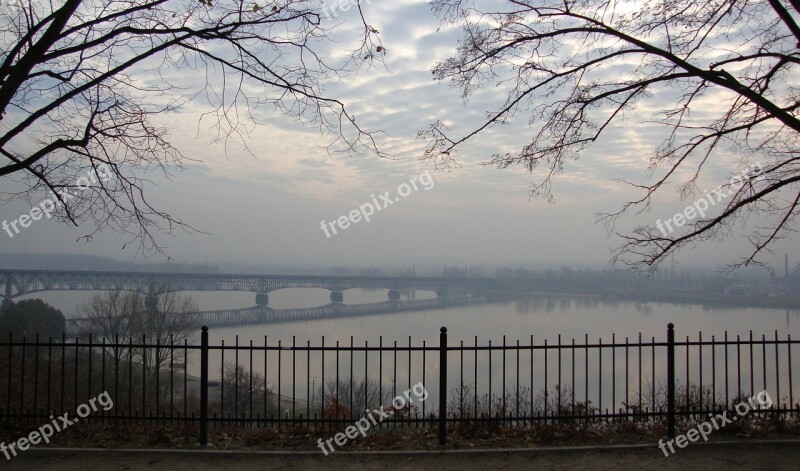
left=0, top=323, right=797, bottom=447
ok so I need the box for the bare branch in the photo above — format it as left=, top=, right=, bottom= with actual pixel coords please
left=1, top=0, right=388, bottom=255
left=423, top=0, right=800, bottom=268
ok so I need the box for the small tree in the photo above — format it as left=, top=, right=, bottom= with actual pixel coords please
left=219, top=362, right=273, bottom=419
left=0, top=299, right=68, bottom=410
left=0, top=298, right=66, bottom=338
left=318, top=377, right=385, bottom=419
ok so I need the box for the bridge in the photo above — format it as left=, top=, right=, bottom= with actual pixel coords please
left=0, top=269, right=497, bottom=306
left=66, top=296, right=488, bottom=336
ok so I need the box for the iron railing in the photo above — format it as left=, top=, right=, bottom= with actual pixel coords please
left=0, top=323, right=796, bottom=446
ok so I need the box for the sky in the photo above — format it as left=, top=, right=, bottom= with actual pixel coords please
left=0, top=0, right=797, bottom=273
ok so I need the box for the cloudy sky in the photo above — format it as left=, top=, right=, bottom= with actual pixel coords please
left=1, top=0, right=797, bottom=272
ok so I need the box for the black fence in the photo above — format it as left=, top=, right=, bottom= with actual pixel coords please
left=0, top=323, right=797, bottom=446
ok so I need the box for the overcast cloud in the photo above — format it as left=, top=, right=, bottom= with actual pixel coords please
left=1, top=0, right=796, bottom=272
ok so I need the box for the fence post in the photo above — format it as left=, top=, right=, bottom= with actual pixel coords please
left=439, top=326, right=447, bottom=446
left=199, top=325, right=209, bottom=447
left=667, top=323, right=675, bottom=439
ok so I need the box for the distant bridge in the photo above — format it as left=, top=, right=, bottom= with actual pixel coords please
left=0, top=269, right=497, bottom=306
left=66, top=296, right=489, bottom=335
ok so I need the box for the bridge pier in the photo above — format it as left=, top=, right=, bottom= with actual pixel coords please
left=2, top=277, right=11, bottom=309
left=255, top=293, right=269, bottom=306
left=145, top=288, right=159, bottom=312
left=145, top=295, right=158, bottom=310
left=330, top=291, right=344, bottom=304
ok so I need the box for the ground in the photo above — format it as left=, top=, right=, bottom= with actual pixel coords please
left=4, top=440, right=799, bottom=470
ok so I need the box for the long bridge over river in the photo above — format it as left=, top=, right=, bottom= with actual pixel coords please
left=0, top=270, right=498, bottom=334
left=0, top=269, right=499, bottom=306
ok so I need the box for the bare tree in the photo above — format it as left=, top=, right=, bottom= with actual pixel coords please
left=1, top=0, right=387, bottom=254
left=136, top=290, right=196, bottom=348
left=75, top=290, right=143, bottom=341
left=420, top=0, right=799, bottom=270
left=77, top=289, right=197, bottom=372
left=318, top=377, right=385, bottom=417
left=218, top=362, right=273, bottom=419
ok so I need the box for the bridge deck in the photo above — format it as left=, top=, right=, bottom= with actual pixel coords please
left=1, top=269, right=496, bottom=299
left=65, top=296, right=488, bottom=335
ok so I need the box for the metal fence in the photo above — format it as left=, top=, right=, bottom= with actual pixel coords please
left=0, top=323, right=797, bottom=446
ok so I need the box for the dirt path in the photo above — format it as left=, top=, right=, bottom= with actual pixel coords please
left=3, top=441, right=799, bottom=470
